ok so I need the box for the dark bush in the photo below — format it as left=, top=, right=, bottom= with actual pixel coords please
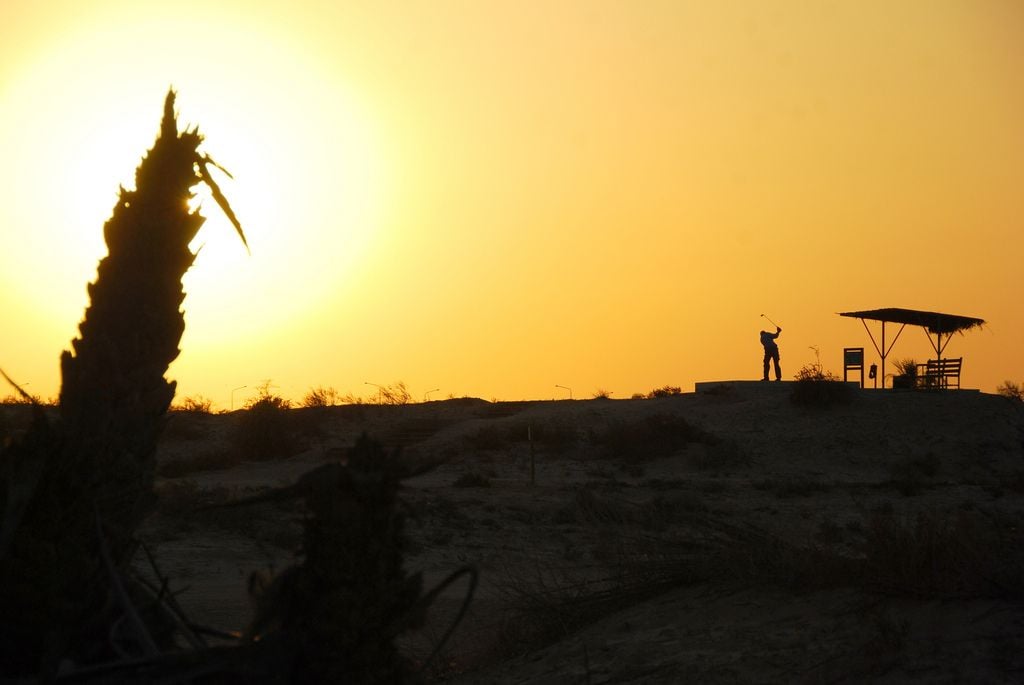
left=302, top=386, right=340, bottom=408
left=790, top=362, right=854, bottom=408
left=790, top=379, right=854, bottom=408
left=646, top=385, right=683, bottom=398
left=996, top=381, right=1023, bottom=401
left=171, top=395, right=214, bottom=413
left=594, top=414, right=709, bottom=461
left=231, top=384, right=303, bottom=460
left=862, top=508, right=1024, bottom=599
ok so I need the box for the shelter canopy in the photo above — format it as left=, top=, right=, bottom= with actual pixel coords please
left=838, top=308, right=985, bottom=386
left=839, top=308, right=984, bottom=335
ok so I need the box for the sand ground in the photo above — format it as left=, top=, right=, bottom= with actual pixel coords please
left=110, top=383, right=1024, bottom=682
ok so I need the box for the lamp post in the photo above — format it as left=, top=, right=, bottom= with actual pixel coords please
left=424, top=388, right=439, bottom=403
left=231, top=385, right=247, bottom=411
left=364, top=381, right=384, bottom=405
left=555, top=384, right=573, bottom=400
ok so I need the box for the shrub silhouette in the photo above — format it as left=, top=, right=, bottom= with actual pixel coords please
left=171, top=395, right=214, bottom=413
left=892, top=358, right=919, bottom=380
left=790, top=362, right=852, bottom=408
left=997, top=381, right=1023, bottom=402
left=231, top=381, right=303, bottom=461
left=302, top=385, right=341, bottom=407
left=380, top=381, right=413, bottom=405
left=593, top=414, right=710, bottom=461
left=238, top=435, right=465, bottom=682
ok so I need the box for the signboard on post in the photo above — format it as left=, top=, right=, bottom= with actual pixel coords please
left=844, top=347, right=865, bottom=388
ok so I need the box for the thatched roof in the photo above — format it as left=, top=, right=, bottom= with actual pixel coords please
left=838, top=308, right=985, bottom=335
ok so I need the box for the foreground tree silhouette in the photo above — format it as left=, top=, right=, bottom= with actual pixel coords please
left=1, top=92, right=467, bottom=684
left=0, top=90, right=246, bottom=675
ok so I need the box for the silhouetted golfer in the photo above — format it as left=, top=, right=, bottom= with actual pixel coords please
left=760, top=327, right=782, bottom=381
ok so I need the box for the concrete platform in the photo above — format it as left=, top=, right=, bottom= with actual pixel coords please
left=694, top=380, right=796, bottom=393
left=693, top=380, right=978, bottom=394
left=693, top=379, right=861, bottom=393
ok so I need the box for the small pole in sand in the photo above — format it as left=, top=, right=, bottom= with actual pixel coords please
left=529, top=424, right=535, bottom=486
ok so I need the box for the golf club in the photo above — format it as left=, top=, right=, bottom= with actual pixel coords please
left=760, top=313, right=781, bottom=329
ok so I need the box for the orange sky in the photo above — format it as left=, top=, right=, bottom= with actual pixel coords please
left=1, top=1, right=1022, bottom=407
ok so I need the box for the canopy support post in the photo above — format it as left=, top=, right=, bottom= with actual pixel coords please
left=864, top=319, right=905, bottom=388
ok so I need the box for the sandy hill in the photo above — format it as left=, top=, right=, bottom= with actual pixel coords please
left=23, top=383, right=1017, bottom=682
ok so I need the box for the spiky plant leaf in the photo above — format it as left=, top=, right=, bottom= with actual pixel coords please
left=0, top=89, right=245, bottom=675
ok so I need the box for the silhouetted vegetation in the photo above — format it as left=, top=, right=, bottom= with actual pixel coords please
left=0, top=90, right=469, bottom=683
left=0, top=90, right=247, bottom=676
left=171, top=395, right=214, bottom=413
left=236, top=435, right=449, bottom=682
left=592, top=414, right=710, bottom=461
left=791, top=361, right=853, bottom=408
left=997, top=381, right=1023, bottom=401
left=231, top=380, right=303, bottom=461
left=892, top=358, right=919, bottom=379
left=1, top=394, right=29, bottom=405
left=891, top=358, right=919, bottom=389
left=379, top=381, right=413, bottom=405
left=302, top=385, right=341, bottom=407
left=863, top=508, right=1024, bottom=599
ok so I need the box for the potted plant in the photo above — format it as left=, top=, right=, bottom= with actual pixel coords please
left=892, top=358, right=919, bottom=389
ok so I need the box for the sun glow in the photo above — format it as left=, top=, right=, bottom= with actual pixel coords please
left=0, top=4, right=388, bottom=377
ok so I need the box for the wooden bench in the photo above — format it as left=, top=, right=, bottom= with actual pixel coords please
left=916, top=357, right=962, bottom=390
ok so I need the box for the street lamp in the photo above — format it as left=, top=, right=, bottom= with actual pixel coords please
left=424, top=388, right=440, bottom=403
left=231, top=385, right=247, bottom=411
left=555, top=384, right=573, bottom=400
left=365, top=381, right=384, bottom=405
